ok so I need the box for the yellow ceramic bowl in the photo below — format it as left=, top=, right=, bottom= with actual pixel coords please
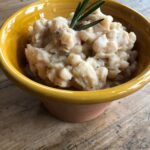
left=0, top=0, right=150, bottom=122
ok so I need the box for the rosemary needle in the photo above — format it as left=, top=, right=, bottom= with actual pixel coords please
left=75, top=19, right=104, bottom=31
left=70, top=0, right=105, bottom=30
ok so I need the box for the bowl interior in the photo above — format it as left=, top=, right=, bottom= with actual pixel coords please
left=0, top=0, right=150, bottom=103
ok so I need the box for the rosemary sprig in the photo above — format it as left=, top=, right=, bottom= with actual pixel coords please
left=70, top=2, right=82, bottom=28
left=85, top=0, right=101, bottom=11
left=75, top=19, right=104, bottom=31
left=78, top=1, right=105, bottom=21
left=70, top=0, right=105, bottom=30
left=70, top=0, right=90, bottom=28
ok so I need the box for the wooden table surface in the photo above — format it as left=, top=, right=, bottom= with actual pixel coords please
left=0, top=0, right=150, bottom=150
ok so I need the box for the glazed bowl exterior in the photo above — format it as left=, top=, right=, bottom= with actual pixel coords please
left=0, top=0, right=150, bottom=122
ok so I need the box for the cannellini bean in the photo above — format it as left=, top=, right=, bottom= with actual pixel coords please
left=110, top=22, right=122, bottom=30
left=101, top=15, right=113, bottom=30
left=67, top=53, right=83, bottom=66
left=116, top=31, right=129, bottom=51
left=55, top=17, right=68, bottom=24
left=54, top=77, right=70, bottom=87
left=119, top=61, right=129, bottom=70
left=121, top=31, right=129, bottom=45
left=129, top=32, right=137, bottom=43
left=50, top=18, right=68, bottom=32
left=93, top=34, right=108, bottom=53
left=87, top=57, right=99, bottom=69
left=117, top=51, right=129, bottom=60
left=87, top=57, right=105, bottom=69
left=71, top=45, right=83, bottom=54
left=97, top=67, right=108, bottom=82
left=79, top=31, right=96, bottom=42
left=106, top=29, right=117, bottom=40
left=108, top=69, right=121, bottom=79
left=61, top=29, right=76, bottom=49
left=26, top=45, right=50, bottom=64
left=106, top=41, right=118, bottom=52
left=53, top=63, right=64, bottom=69
left=59, top=68, right=72, bottom=81
left=36, top=62, right=47, bottom=80
left=80, top=53, right=86, bottom=60
left=73, top=61, right=99, bottom=90
left=47, top=69, right=56, bottom=82
left=108, top=54, right=120, bottom=69
left=25, top=47, right=37, bottom=74
left=36, top=50, right=50, bottom=64
left=128, top=32, right=137, bottom=49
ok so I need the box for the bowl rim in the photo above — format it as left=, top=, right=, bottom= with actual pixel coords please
left=0, top=0, right=150, bottom=104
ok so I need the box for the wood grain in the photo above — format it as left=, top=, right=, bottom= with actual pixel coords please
left=0, top=0, right=150, bottom=150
